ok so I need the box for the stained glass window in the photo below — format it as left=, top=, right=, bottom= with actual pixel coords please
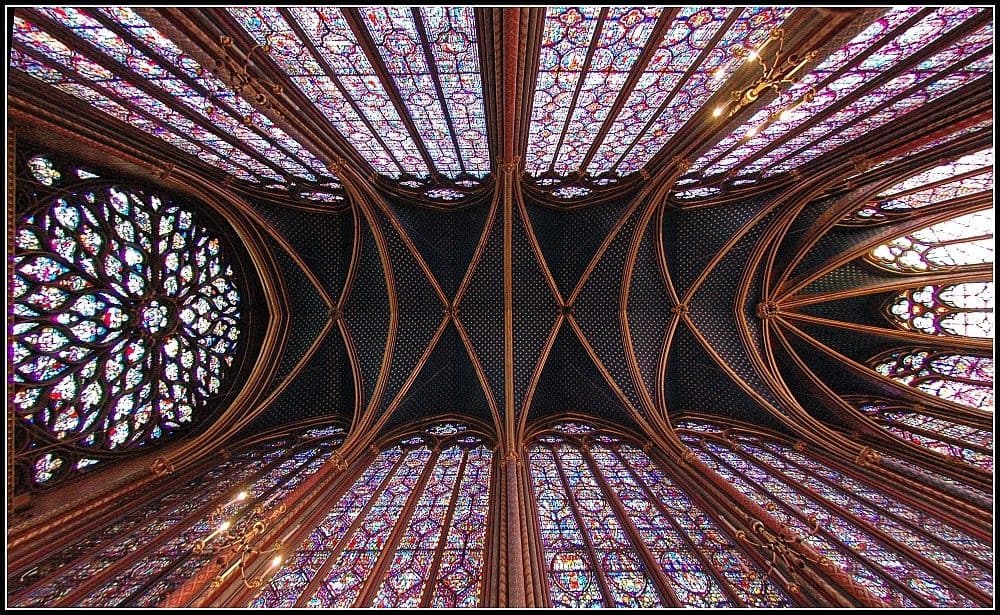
left=529, top=423, right=790, bottom=608
left=8, top=425, right=345, bottom=607
left=677, top=419, right=993, bottom=608
left=10, top=8, right=337, bottom=191
left=867, top=209, right=994, bottom=273
left=850, top=148, right=993, bottom=221
left=251, top=423, right=493, bottom=608
left=12, top=152, right=243, bottom=489
left=526, top=7, right=794, bottom=178
left=886, top=283, right=994, bottom=338
left=693, top=7, right=989, bottom=180
left=229, top=7, right=489, bottom=181
left=854, top=399, right=992, bottom=471
left=871, top=348, right=994, bottom=411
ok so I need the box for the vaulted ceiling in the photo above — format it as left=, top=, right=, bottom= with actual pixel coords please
left=8, top=6, right=994, bottom=465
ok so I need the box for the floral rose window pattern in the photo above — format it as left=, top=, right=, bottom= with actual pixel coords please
left=12, top=154, right=242, bottom=485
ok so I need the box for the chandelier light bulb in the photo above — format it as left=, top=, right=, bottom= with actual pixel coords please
left=713, top=106, right=724, bottom=118
left=271, top=555, right=283, bottom=568
left=237, top=491, right=248, bottom=501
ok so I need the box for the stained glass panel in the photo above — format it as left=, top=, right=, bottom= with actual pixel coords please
left=530, top=424, right=789, bottom=607
left=614, top=7, right=794, bottom=174
left=254, top=427, right=491, bottom=608
left=13, top=9, right=332, bottom=186
left=694, top=7, right=983, bottom=178
left=677, top=422, right=987, bottom=607
left=13, top=172, right=241, bottom=467
left=868, top=209, right=994, bottom=272
left=552, top=6, right=664, bottom=174
left=525, top=7, right=602, bottom=175
left=530, top=444, right=606, bottom=608
left=10, top=428, right=343, bottom=607
left=285, top=7, right=426, bottom=176
left=872, top=349, right=994, bottom=411
left=887, top=283, right=994, bottom=338
left=857, top=400, right=992, bottom=472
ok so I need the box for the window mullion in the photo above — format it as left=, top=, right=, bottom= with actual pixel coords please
left=356, top=447, right=443, bottom=607
left=550, top=444, right=616, bottom=606
left=613, top=444, right=748, bottom=607
left=578, top=444, right=682, bottom=607
left=48, top=441, right=319, bottom=607
left=292, top=449, right=409, bottom=608
left=696, top=439, right=933, bottom=607
left=420, top=448, right=470, bottom=608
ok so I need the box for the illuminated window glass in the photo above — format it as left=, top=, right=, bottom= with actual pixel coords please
left=360, top=7, right=489, bottom=177
left=677, top=420, right=993, bottom=607
left=872, top=348, right=994, bottom=411
left=694, top=7, right=987, bottom=179
left=867, top=209, right=994, bottom=273
left=8, top=427, right=345, bottom=607
left=855, top=399, right=992, bottom=471
left=529, top=424, right=790, bottom=607
left=229, top=7, right=431, bottom=178
left=13, top=153, right=242, bottom=488
left=886, top=282, right=994, bottom=338
left=851, top=148, right=993, bottom=221
left=10, top=8, right=331, bottom=186
left=252, top=424, right=492, bottom=608
left=613, top=7, right=793, bottom=175
left=525, top=7, right=793, bottom=178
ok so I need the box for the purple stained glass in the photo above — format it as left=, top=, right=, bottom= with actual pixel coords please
left=430, top=446, right=492, bottom=608
left=615, top=7, right=795, bottom=175
left=25, top=8, right=323, bottom=184
left=371, top=447, right=462, bottom=607
left=557, top=444, right=664, bottom=607
left=227, top=7, right=403, bottom=176
left=868, top=209, right=994, bottom=273
left=760, top=26, right=994, bottom=176
left=615, top=443, right=790, bottom=607
left=530, top=444, right=605, bottom=608
left=887, top=283, right=994, bottom=339
left=589, top=445, right=726, bottom=607
left=858, top=400, right=993, bottom=472
left=685, top=430, right=971, bottom=606
left=695, top=7, right=978, bottom=176
left=422, top=7, right=491, bottom=175
left=12, top=431, right=338, bottom=608
left=526, top=7, right=602, bottom=175
left=314, top=448, right=432, bottom=607
left=551, top=7, right=663, bottom=175
left=253, top=447, right=403, bottom=607
left=873, top=349, right=994, bottom=411
left=13, top=181, right=240, bottom=458
left=864, top=119, right=993, bottom=175
left=362, top=7, right=461, bottom=174
left=263, top=432, right=493, bottom=609
left=11, top=19, right=259, bottom=182
left=288, top=7, right=427, bottom=176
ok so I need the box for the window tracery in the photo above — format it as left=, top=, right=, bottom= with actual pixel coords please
left=676, top=419, right=993, bottom=607
left=12, top=152, right=243, bottom=489
left=885, top=282, right=994, bottom=339
left=848, top=148, right=993, bottom=222
left=251, top=423, right=493, bottom=608
left=9, top=8, right=342, bottom=200
left=689, top=7, right=991, bottom=183
left=528, top=422, right=790, bottom=607
left=866, top=209, right=994, bottom=273
left=871, top=348, right=994, bottom=412
left=853, top=398, right=992, bottom=471
left=9, top=425, right=345, bottom=607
